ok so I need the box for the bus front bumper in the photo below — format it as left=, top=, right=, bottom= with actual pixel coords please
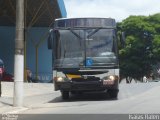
left=54, top=80, right=119, bottom=91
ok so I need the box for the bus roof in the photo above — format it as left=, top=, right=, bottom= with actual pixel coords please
left=54, top=18, right=116, bottom=29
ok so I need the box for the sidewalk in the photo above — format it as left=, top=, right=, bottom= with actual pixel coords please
left=0, top=82, right=56, bottom=114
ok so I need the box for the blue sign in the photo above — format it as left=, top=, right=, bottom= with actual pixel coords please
left=86, top=58, right=93, bottom=66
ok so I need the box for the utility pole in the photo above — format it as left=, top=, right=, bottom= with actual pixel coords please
left=13, top=0, right=24, bottom=107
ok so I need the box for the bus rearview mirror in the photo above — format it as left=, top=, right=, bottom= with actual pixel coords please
left=48, top=29, right=54, bottom=50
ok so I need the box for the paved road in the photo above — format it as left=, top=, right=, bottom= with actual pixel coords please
left=23, top=82, right=160, bottom=114
left=1, top=82, right=160, bottom=120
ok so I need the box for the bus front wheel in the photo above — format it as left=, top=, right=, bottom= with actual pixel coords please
left=61, top=91, right=69, bottom=100
left=107, top=89, right=118, bottom=99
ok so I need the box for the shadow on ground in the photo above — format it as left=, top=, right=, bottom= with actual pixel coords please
left=49, top=92, right=117, bottom=103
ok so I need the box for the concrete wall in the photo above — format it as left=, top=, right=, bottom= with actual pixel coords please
left=0, top=26, right=15, bottom=74
left=0, top=26, right=52, bottom=82
left=26, top=27, right=52, bottom=82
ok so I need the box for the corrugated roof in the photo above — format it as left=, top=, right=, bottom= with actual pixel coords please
left=0, top=0, right=66, bottom=27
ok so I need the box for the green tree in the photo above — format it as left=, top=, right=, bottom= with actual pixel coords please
left=118, top=13, right=160, bottom=82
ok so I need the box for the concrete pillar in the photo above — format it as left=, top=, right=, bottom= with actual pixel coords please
left=13, top=0, right=24, bottom=107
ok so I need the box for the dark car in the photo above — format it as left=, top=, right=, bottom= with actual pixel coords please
left=0, top=59, right=4, bottom=97
left=2, top=72, right=14, bottom=82
left=0, top=59, right=4, bottom=79
left=0, top=59, right=13, bottom=82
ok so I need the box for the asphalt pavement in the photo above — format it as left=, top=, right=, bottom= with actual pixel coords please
left=0, top=81, right=160, bottom=120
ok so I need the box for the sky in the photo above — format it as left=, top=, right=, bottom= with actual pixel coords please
left=63, top=0, right=160, bottom=22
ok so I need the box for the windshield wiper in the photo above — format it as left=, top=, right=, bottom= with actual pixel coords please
left=87, top=28, right=101, bottom=38
left=70, top=29, right=82, bottom=39
left=70, top=29, right=83, bottom=46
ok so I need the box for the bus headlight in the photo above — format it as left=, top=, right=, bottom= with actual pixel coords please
left=57, top=77, right=64, bottom=82
left=103, top=76, right=116, bottom=81
left=102, top=76, right=117, bottom=85
left=54, top=77, right=64, bottom=82
left=109, top=75, right=115, bottom=81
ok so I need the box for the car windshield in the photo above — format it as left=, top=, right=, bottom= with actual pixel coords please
left=54, top=28, right=118, bottom=68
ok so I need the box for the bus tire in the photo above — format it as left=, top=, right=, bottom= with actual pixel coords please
left=61, top=91, right=69, bottom=100
left=107, top=89, right=118, bottom=99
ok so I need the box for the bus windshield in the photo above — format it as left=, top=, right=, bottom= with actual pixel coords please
left=54, top=28, right=118, bottom=69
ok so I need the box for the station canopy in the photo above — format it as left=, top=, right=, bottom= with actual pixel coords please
left=0, top=0, right=66, bottom=27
